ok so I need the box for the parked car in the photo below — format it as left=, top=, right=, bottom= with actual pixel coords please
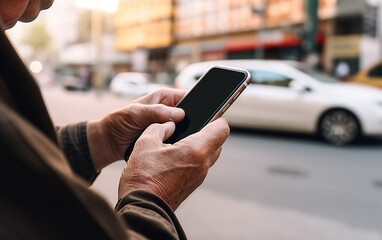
left=351, top=61, right=382, bottom=89
left=109, top=72, right=167, bottom=98
left=174, top=60, right=382, bottom=145
left=60, top=75, right=90, bottom=91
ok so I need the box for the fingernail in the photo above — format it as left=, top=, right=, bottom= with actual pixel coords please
left=170, top=109, right=184, bottom=121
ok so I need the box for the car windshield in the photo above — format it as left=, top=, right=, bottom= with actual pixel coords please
left=297, top=66, right=339, bottom=83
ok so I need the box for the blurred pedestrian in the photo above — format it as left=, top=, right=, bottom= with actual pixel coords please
left=335, top=61, right=351, bottom=81
left=0, top=1, right=230, bottom=239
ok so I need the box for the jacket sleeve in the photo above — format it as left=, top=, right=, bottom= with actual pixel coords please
left=0, top=105, right=187, bottom=240
left=116, top=191, right=187, bottom=240
left=57, top=122, right=99, bottom=183
left=57, top=123, right=188, bottom=239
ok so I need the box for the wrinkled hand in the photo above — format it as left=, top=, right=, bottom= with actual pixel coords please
left=118, top=117, right=230, bottom=210
left=87, top=88, right=187, bottom=171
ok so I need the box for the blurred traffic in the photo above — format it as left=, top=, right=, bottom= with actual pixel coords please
left=5, top=0, right=382, bottom=239
left=175, top=60, right=382, bottom=145
left=109, top=72, right=167, bottom=97
left=352, top=61, right=382, bottom=89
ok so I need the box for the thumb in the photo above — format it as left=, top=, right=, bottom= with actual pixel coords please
left=141, top=122, right=176, bottom=145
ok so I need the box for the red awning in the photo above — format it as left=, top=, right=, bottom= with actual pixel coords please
left=226, top=36, right=302, bottom=52
left=226, top=34, right=325, bottom=52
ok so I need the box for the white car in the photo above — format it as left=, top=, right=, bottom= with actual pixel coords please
left=110, top=72, right=166, bottom=97
left=174, top=60, right=382, bottom=145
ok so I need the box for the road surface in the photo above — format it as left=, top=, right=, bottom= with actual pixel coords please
left=42, top=87, right=382, bottom=240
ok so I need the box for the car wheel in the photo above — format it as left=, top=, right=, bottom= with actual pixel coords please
left=319, top=109, right=360, bottom=145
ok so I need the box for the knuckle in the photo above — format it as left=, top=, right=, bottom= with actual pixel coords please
left=128, top=103, right=144, bottom=113
left=222, top=124, right=230, bottom=138
left=136, top=135, right=150, bottom=146
left=145, top=104, right=166, bottom=120
left=192, top=145, right=209, bottom=161
left=182, top=144, right=201, bottom=159
left=153, top=88, right=165, bottom=95
left=213, top=121, right=230, bottom=145
left=152, top=104, right=166, bottom=116
left=147, top=122, right=161, bottom=131
left=139, top=124, right=159, bottom=140
left=152, top=88, right=166, bottom=100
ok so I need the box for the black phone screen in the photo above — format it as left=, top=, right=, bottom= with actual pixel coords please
left=166, top=67, right=248, bottom=144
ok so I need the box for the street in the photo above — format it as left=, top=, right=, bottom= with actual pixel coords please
left=42, top=87, right=382, bottom=240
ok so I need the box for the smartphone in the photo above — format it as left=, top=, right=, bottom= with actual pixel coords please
left=165, top=65, right=251, bottom=144
left=124, top=65, right=251, bottom=161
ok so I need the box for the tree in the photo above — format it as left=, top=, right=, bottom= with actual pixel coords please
left=23, top=22, right=52, bottom=59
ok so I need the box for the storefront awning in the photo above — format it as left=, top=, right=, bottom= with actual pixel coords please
left=59, top=35, right=130, bottom=65
left=336, top=0, right=365, bottom=16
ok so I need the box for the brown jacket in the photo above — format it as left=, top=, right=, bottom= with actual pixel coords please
left=0, top=27, right=186, bottom=239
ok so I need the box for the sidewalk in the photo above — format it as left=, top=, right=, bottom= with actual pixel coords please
left=92, top=162, right=382, bottom=240
left=176, top=189, right=382, bottom=240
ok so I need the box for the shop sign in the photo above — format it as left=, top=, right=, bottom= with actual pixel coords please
left=328, top=35, right=361, bottom=58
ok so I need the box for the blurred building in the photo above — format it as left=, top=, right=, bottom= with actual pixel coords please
left=7, top=0, right=131, bottom=88
left=114, top=0, right=380, bottom=78
left=6, top=0, right=79, bottom=62
left=115, top=0, right=173, bottom=74
left=329, top=0, right=378, bottom=77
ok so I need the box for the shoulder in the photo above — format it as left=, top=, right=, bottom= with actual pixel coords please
left=0, top=103, right=71, bottom=175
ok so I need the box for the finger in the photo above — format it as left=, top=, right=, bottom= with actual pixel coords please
left=169, top=88, right=187, bottom=105
left=157, top=88, right=187, bottom=106
left=139, top=104, right=185, bottom=125
left=209, top=147, right=223, bottom=167
left=135, top=88, right=187, bottom=106
left=140, top=122, right=176, bottom=146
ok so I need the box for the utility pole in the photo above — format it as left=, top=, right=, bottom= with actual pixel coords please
left=252, top=0, right=268, bottom=59
left=91, top=0, right=104, bottom=96
left=304, top=0, right=319, bottom=66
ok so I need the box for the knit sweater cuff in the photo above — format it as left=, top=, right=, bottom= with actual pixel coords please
left=57, top=122, right=99, bottom=183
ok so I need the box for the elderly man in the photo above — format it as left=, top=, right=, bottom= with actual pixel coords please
left=0, top=0, right=230, bottom=239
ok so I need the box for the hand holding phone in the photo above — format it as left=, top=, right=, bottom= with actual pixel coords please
left=124, top=65, right=251, bottom=161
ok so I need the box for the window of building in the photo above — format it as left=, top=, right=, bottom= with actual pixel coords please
left=334, top=16, right=363, bottom=35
